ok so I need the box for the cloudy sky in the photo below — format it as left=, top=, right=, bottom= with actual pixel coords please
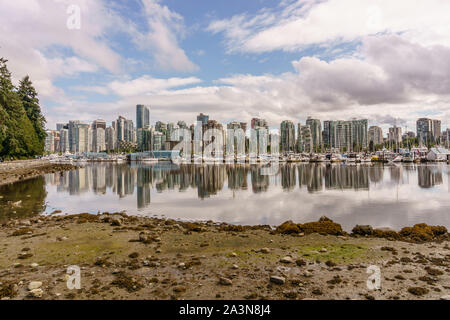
left=1, top=0, right=450, bottom=133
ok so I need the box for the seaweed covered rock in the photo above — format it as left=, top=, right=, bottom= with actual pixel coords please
left=352, top=225, right=373, bottom=236
left=372, top=228, right=401, bottom=240
left=299, top=218, right=345, bottom=236
left=276, top=221, right=301, bottom=234
left=400, top=224, right=448, bottom=242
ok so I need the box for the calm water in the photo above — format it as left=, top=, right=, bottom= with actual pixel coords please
left=1, top=163, right=450, bottom=231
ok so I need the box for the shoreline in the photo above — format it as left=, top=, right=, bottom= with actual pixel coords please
left=0, top=214, right=448, bottom=300
left=0, top=160, right=77, bottom=186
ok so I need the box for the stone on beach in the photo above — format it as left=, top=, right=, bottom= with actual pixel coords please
left=270, top=276, right=286, bottom=285
left=28, top=281, right=42, bottom=291
left=280, top=256, right=294, bottom=264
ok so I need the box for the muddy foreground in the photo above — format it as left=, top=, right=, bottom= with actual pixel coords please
left=0, top=214, right=449, bottom=300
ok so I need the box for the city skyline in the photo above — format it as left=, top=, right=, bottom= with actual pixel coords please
left=44, top=106, right=450, bottom=154
left=2, top=1, right=450, bottom=133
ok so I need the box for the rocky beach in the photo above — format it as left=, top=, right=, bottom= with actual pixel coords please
left=0, top=160, right=77, bottom=186
left=0, top=213, right=449, bottom=300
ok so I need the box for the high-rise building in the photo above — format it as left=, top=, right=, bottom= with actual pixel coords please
left=68, top=120, right=81, bottom=152
left=137, top=127, right=153, bottom=152
left=92, top=119, right=106, bottom=131
left=325, top=119, right=368, bottom=151
left=388, top=126, right=402, bottom=144
left=280, top=120, right=296, bottom=153
left=116, top=116, right=134, bottom=143
left=136, top=105, right=150, bottom=130
left=351, top=119, right=368, bottom=150
left=306, top=117, right=322, bottom=151
left=197, top=113, right=209, bottom=126
left=59, top=128, right=69, bottom=153
left=56, top=123, right=67, bottom=132
left=92, top=128, right=106, bottom=152
left=297, top=124, right=312, bottom=153
left=44, top=130, right=55, bottom=153
left=75, top=123, right=90, bottom=153
left=433, top=119, right=441, bottom=142
left=105, top=126, right=116, bottom=151
left=417, top=118, right=433, bottom=144
left=251, top=118, right=268, bottom=130
left=368, top=126, right=383, bottom=146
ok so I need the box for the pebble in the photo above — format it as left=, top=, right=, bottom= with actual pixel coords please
left=441, top=295, right=450, bottom=300
left=303, top=271, right=313, bottom=278
left=28, top=281, right=43, bottom=291
left=139, top=232, right=147, bottom=242
left=280, top=256, right=294, bottom=264
left=219, top=277, right=233, bottom=286
left=30, top=263, right=39, bottom=268
left=270, top=276, right=286, bottom=285
left=230, top=252, right=237, bottom=257
left=260, top=248, right=270, bottom=254
left=319, top=248, right=328, bottom=253
left=29, top=288, right=43, bottom=298
left=232, top=264, right=239, bottom=270
left=178, top=263, right=186, bottom=269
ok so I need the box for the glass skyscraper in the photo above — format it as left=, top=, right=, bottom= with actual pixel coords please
left=136, top=105, right=150, bottom=130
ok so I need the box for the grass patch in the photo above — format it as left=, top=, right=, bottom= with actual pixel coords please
left=296, top=243, right=368, bottom=264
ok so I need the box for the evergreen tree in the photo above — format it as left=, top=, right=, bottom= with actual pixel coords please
left=0, top=58, right=41, bottom=158
left=18, top=75, right=46, bottom=154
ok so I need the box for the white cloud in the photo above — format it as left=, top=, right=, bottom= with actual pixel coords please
left=132, top=0, right=198, bottom=72
left=208, top=0, right=450, bottom=53
left=108, top=75, right=202, bottom=96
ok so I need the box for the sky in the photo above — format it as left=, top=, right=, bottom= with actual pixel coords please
left=1, top=0, right=450, bottom=133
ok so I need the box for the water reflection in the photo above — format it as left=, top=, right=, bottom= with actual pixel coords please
left=0, top=176, right=47, bottom=221
left=1, top=163, right=449, bottom=230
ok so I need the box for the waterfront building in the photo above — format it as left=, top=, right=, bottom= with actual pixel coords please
left=433, top=120, right=441, bottom=142
left=68, top=120, right=81, bottom=152
left=75, top=123, right=90, bottom=153
left=368, top=126, right=383, bottom=146
left=44, top=130, right=55, bottom=153
left=351, top=119, right=368, bottom=150
left=324, top=119, right=367, bottom=151
left=280, top=120, right=296, bottom=153
left=197, top=113, right=209, bottom=126
left=417, top=118, right=436, bottom=144
left=155, top=121, right=167, bottom=133
left=152, top=131, right=165, bottom=151
left=59, top=128, right=69, bottom=153
left=167, top=123, right=181, bottom=142
left=137, top=127, right=153, bottom=152
left=116, top=116, right=134, bottom=143
left=105, top=126, right=116, bottom=151
left=56, top=123, right=67, bottom=132
left=92, top=128, right=106, bottom=152
left=251, top=118, right=268, bottom=130
left=92, top=119, right=106, bottom=130
left=388, top=126, right=402, bottom=144
left=297, top=124, right=313, bottom=153
left=136, top=105, right=150, bottom=130
left=306, top=117, right=322, bottom=151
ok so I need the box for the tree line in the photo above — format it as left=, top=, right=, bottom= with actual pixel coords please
left=0, top=58, right=46, bottom=160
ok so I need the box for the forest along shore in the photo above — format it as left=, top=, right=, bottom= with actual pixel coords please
left=0, top=214, right=448, bottom=300
left=0, top=160, right=76, bottom=186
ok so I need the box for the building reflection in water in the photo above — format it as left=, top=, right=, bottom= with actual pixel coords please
left=43, top=163, right=449, bottom=210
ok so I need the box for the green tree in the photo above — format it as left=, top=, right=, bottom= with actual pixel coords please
left=18, top=76, right=46, bottom=154
left=0, top=58, right=41, bottom=159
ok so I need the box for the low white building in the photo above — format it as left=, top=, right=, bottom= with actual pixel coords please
left=427, top=148, right=450, bottom=161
